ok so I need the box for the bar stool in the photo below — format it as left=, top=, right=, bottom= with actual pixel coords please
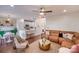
left=0, top=37, right=6, bottom=46
left=0, top=35, right=5, bottom=46
left=0, top=35, right=2, bottom=46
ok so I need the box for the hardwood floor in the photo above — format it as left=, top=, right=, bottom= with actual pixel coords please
left=0, top=35, right=41, bottom=53
left=27, top=35, right=41, bottom=44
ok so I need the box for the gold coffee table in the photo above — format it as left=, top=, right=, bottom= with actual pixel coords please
left=39, top=38, right=51, bottom=51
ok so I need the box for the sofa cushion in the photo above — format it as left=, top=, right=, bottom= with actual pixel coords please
left=73, top=39, right=79, bottom=44
left=49, top=31, right=59, bottom=36
left=74, top=32, right=79, bottom=39
left=61, top=40, right=74, bottom=48
left=48, top=35, right=59, bottom=43
left=59, top=37, right=65, bottom=44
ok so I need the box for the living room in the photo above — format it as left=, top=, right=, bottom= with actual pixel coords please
left=0, top=5, right=79, bottom=53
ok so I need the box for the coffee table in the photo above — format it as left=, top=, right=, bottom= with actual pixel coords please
left=25, top=39, right=61, bottom=53
left=39, top=39, right=51, bottom=51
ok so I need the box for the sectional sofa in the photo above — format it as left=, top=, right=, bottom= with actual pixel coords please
left=47, top=30, right=79, bottom=49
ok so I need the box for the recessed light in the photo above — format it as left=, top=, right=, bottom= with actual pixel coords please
left=64, top=9, right=67, bottom=12
left=10, top=5, right=14, bottom=7
left=40, top=12, right=44, bottom=15
left=7, top=18, right=10, bottom=21
left=20, top=19, right=24, bottom=22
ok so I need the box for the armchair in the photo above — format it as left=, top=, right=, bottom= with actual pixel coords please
left=3, top=32, right=14, bottom=44
left=13, top=37, right=29, bottom=49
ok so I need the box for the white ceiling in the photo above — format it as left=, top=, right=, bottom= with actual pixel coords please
left=0, top=5, right=79, bottom=20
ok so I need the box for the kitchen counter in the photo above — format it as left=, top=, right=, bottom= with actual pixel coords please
left=0, top=26, right=17, bottom=36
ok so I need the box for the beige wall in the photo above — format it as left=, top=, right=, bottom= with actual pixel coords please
left=46, top=12, right=79, bottom=32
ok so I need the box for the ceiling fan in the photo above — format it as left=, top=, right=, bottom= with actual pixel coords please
left=33, top=7, right=52, bottom=14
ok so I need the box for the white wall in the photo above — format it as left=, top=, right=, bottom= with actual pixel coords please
left=35, top=17, right=46, bottom=35
left=16, top=19, right=25, bottom=30
left=46, top=12, right=79, bottom=32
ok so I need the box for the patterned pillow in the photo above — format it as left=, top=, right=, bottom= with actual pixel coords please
left=67, top=33, right=74, bottom=40
left=63, top=33, right=68, bottom=39
left=63, top=33, right=73, bottom=40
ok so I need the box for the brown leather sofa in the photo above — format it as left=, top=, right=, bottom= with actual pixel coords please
left=47, top=30, right=79, bottom=49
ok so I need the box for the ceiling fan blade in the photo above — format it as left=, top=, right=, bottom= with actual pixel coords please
left=32, top=7, right=52, bottom=14
left=40, top=11, right=52, bottom=13
left=45, top=11, right=52, bottom=13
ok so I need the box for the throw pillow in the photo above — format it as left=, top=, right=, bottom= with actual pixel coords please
left=58, top=47, right=71, bottom=53
left=70, top=44, right=79, bottom=53
left=59, top=32, right=63, bottom=37
left=63, top=33, right=73, bottom=40
left=67, top=33, right=73, bottom=40
left=63, top=33, right=68, bottom=39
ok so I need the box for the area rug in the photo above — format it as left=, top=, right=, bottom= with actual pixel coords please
left=25, top=39, right=61, bottom=53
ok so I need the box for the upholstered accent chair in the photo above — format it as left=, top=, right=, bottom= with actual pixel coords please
left=17, top=30, right=27, bottom=40
left=13, top=37, right=29, bottom=49
left=3, top=32, right=15, bottom=44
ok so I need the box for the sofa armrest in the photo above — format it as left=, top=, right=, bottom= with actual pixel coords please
left=48, top=35, right=59, bottom=43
